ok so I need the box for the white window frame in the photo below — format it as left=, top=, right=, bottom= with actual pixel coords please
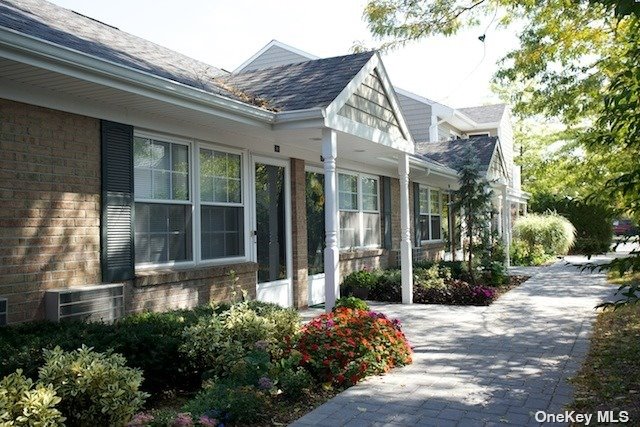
left=418, top=185, right=444, bottom=244
left=337, top=170, right=381, bottom=250
left=133, top=130, right=250, bottom=271
left=468, top=132, right=490, bottom=138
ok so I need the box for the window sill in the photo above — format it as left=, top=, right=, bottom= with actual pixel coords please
left=134, top=261, right=258, bottom=287
left=339, top=248, right=385, bottom=261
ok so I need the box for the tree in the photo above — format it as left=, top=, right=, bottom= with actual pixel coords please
left=452, top=145, right=494, bottom=284
left=364, top=0, right=640, bottom=304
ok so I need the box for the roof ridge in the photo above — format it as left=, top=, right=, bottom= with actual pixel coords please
left=232, top=50, right=376, bottom=75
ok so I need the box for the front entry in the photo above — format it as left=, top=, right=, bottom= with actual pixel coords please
left=253, top=158, right=292, bottom=307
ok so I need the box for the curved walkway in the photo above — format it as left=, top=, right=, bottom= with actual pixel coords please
left=292, top=257, right=615, bottom=426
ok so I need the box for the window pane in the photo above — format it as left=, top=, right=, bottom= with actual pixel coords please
left=431, top=216, right=442, bottom=240
left=134, top=168, right=152, bottom=199
left=339, top=211, right=359, bottom=248
left=172, top=144, right=189, bottom=173
left=362, top=194, right=378, bottom=212
left=419, top=215, right=429, bottom=242
left=363, top=213, right=381, bottom=246
left=133, top=137, right=153, bottom=168
left=200, top=148, right=242, bottom=204
left=430, top=190, right=440, bottom=214
left=306, top=172, right=325, bottom=275
left=172, top=172, right=189, bottom=200
left=135, top=203, right=192, bottom=264
left=153, top=170, right=170, bottom=199
left=419, top=189, right=429, bottom=214
left=339, top=192, right=357, bottom=210
left=362, top=177, right=378, bottom=196
left=152, top=141, right=170, bottom=170
left=134, top=138, right=189, bottom=201
left=200, top=206, right=244, bottom=260
left=339, top=174, right=357, bottom=193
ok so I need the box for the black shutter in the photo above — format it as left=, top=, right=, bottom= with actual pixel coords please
left=413, top=182, right=421, bottom=244
left=381, top=176, right=392, bottom=249
left=101, top=120, right=134, bottom=283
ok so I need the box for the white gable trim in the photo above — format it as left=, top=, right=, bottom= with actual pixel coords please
left=233, top=40, right=318, bottom=73
left=395, top=87, right=454, bottom=118
left=486, top=140, right=509, bottom=181
left=325, top=114, right=414, bottom=154
left=324, top=53, right=414, bottom=146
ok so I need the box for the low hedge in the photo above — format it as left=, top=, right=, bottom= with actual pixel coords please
left=0, top=301, right=282, bottom=399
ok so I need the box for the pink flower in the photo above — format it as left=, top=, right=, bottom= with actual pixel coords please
left=198, top=416, right=218, bottom=427
left=128, top=412, right=154, bottom=426
left=172, top=413, right=194, bottom=427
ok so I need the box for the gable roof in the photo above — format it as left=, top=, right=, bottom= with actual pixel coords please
left=219, top=52, right=375, bottom=111
left=416, top=136, right=498, bottom=171
left=0, top=0, right=234, bottom=96
left=457, top=104, right=506, bottom=124
left=234, top=40, right=317, bottom=73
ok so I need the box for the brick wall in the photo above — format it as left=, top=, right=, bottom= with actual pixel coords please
left=129, top=262, right=258, bottom=313
left=0, top=99, right=102, bottom=323
left=290, top=158, right=308, bottom=309
left=339, top=249, right=388, bottom=278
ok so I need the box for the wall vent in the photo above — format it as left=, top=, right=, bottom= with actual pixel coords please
left=45, top=284, right=124, bottom=323
left=0, top=298, right=7, bottom=326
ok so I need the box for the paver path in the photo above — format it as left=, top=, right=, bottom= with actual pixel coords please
left=292, top=256, right=615, bottom=426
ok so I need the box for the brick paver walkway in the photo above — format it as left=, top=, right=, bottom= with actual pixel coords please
left=292, top=256, right=615, bottom=426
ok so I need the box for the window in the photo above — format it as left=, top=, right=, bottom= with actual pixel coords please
left=133, top=134, right=246, bottom=267
left=199, top=149, right=244, bottom=260
left=418, top=186, right=445, bottom=242
left=338, top=172, right=381, bottom=249
left=134, top=136, right=192, bottom=265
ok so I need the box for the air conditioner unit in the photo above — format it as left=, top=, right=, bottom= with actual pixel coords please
left=0, top=298, right=7, bottom=326
left=45, top=284, right=124, bottom=323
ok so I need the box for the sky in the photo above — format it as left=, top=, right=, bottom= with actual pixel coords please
left=49, top=0, right=521, bottom=108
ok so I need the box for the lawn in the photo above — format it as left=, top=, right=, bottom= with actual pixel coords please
left=569, top=272, right=640, bottom=423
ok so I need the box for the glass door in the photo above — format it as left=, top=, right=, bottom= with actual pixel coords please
left=253, top=158, right=291, bottom=306
left=306, top=169, right=325, bottom=305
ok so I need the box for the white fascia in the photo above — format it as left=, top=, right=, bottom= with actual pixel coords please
left=272, top=107, right=326, bottom=130
left=0, top=27, right=276, bottom=127
left=408, top=156, right=459, bottom=180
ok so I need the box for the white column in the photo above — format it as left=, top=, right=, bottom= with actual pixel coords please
left=398, top=153, right=413, bottom=304
left=322, top=129, right=339, bottom=312
left=502, top=185, right=511, bottom=267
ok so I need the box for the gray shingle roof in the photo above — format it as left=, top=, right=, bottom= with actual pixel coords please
left=0, top=0, right=375, bottom=112
left=458, top=104, right=506, bottom=124
left=219, top=52, right=375, bottom=111
left=416, top=136, right=498, bottom=171
left=0, top=0, right=237, bottom=96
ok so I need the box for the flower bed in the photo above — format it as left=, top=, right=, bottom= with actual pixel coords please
left=0, top=301, right=412, bottom=426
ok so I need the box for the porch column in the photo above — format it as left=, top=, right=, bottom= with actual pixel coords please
left=398, top=153, right=413, bottom=304
left=322, top=128, right=339, bottom=312
left=501, top=185, right=511, bottom=267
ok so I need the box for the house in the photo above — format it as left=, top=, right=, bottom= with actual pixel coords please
left=0, top=0, right=480, bottom=325
left=234, top=40, right=529, bottom=261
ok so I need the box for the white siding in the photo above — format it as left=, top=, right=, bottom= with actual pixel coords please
left=396, top=93, right=431, bottom=142
left=338, top=71, right=404, bottom=140
left=496, top=109, right=515, bottom=186
left=239, top=45, right=310, bottom=72
left=437, top=122, right=463, bottom=141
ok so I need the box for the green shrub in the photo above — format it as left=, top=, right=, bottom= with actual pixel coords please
left=369, top=269, right=402, bottom=302
left=182, top=382, right=267, bottom=424
left=483, top=261, right=508, bottom=286
left=278, top=367, right=313, bottom=398
left=531, top=193, right=613, bottom=255
left=0, top=305, right=224, bottom=398
left=341, top=270, right=379, bottom=296
left=414, top=265, right=445, bottom=289
left=0, top=370, right=65, bottom=426
left=510, top=239, right=549, bottom=266
left=334, top=296, right=369, bottom=311
left=180, top=302, right=300, bottom=379
left=512, top=212, right=576, bottom=260
left=38, top=346, right=148, bottom=426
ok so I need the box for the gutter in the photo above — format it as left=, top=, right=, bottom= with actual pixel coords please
left=0, top=27, right=276, bottom=124
left=409, top=156, right=459, bottom=179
